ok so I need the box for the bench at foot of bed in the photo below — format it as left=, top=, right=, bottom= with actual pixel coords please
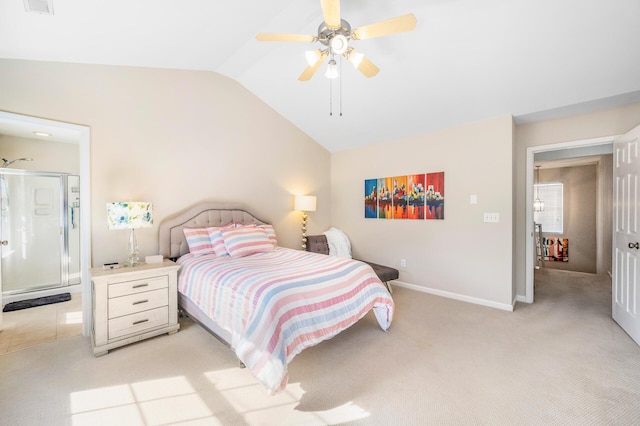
left=306, top=235, right=399, bottom=293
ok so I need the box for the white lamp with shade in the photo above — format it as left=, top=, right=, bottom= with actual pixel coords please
left=107, top=201, right=153, bottom=267
left=294, top=195, right=317, bottom=250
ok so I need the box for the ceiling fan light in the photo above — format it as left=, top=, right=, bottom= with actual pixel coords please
left=325, top=59, right=338, bottom=79
left=305, top=50, right=322, bottom=67
left=330, top=34, right=348, bottom=55
left=347, top=50, right=364, bottom=67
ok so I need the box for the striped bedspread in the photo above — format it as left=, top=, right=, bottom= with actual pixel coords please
left=177, top=247, right=394, bottom=394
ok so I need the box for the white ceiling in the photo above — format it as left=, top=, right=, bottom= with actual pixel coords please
left=1, top=0, right=640, bottom=152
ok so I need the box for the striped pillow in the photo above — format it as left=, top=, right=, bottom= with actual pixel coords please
left=208, top=224, right=235, bottom=256
left=221, top=226, right=274, bottom=258
left=183, top=227, right=215, bottom=256
left=233, top=223, right=256, bottom=227
left=259, top=224, right=278, bottom=247
left=235, top=223, right=277, bottom=247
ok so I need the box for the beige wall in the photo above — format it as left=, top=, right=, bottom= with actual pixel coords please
left=511, top=119, right=517, bottom=304
left=0, top=135, right=79, bottom=174
left=331, top=116, right=515, bottom=308
left=515, top=102, right=640, bottom=297
left=537, top=164, right=597, bottom=273
left=598, top=154, right=613, bottom=275
left=0, top=59, right=331, bottom=266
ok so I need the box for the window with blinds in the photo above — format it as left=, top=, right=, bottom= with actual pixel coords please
left=534, top=183, right=563, bottom=233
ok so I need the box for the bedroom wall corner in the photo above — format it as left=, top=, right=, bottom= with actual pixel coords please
left=0, top=58, right=332, bottom=266
left=511, top=116, right=518, bottom=306
left=330, top=115, right=515, bottom=308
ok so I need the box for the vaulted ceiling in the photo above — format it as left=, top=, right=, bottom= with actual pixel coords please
left=1, top=0, right=640, bottom=152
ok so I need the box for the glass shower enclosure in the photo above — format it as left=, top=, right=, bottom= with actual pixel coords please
left=0, top=170, right=80, bottom=296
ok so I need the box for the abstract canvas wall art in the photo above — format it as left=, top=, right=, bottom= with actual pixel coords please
left=364, top=172, right=444, bottom=220
left=425, top=172, right=445, bottom=220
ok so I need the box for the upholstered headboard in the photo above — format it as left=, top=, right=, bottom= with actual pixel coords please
left=158, top=201, right=269, bottom=260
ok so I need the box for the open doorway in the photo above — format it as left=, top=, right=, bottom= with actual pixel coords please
left=0, top=111, right=92, bottom=337
left=525, top=136, right=615, bottom=303
left=534, top=153, right=612, bottom=273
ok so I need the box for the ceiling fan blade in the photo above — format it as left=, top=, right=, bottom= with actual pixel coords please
left=256, top=33, right=316, bottom=42
left=344, top=48, right=379, bottom=78
left=298, top=52, right=328, bottom=81
left=321, top=0, right=341, bottom=29
left=352, top=13, right=417, bottom=40
left=355, top=55, right=379, bottom=78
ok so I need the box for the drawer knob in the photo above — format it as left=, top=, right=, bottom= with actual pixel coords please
left=133, top=300, right=149, bottom=305
left=132, top=283, right=149, bottom=289
left=133, top=319, right=149, bottom=325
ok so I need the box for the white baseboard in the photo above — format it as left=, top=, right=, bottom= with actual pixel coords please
left=391, top=280, right=515, bottom=312
left=515, top=295, right=528, bottom=303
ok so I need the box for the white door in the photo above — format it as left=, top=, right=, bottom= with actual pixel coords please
left=613, top=123, right=640, bottom=345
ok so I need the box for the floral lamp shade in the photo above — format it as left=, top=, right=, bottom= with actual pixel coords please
left=106, top=202, right=153, bottom=267
left=107, top=202, right=153, bottom=230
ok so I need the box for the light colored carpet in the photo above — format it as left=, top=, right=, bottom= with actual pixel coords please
left=1, top=269, right=639, bottom=425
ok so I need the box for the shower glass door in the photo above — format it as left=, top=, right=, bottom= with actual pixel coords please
left=1, top=172, right=64, bottom=293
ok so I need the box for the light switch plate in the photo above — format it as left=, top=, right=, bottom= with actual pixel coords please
left=483, top=213, right=499, bottom=223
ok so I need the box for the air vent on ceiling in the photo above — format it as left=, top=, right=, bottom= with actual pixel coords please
left=23, top=0, right=54, bottom=15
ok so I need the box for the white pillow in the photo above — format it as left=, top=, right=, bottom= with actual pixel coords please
left=323, top=227, right=352, bottom=258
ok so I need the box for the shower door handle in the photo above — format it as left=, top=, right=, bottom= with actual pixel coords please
left=0, top=240, right=7, bottom=246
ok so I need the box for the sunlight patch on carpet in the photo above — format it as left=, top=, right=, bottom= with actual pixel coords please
left=205, top=367, right=370, bottom=425
left=69, top=376, right=220, bottom=425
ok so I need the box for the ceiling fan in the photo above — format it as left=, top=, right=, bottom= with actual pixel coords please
left=256, top=0, right=417, bottom=81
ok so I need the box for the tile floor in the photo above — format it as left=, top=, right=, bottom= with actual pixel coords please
left=0, top=293, right=83, bottom=354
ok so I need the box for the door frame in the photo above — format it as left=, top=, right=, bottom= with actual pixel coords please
left=0, top=111, right=91, bottom=336
left=525, top=135, right=617, bottom=303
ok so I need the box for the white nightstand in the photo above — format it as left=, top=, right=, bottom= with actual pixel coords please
left=90, top=260, right=180, bottom=356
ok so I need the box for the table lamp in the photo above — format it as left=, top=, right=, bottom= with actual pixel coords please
left=107, top=201, right=153, bottom=267
left=294, top=195, right=317, bottom=250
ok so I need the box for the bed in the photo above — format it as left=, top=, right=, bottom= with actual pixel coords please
left=158, top=201, right=395, bottom=394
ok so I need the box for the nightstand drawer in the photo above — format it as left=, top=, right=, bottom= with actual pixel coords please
left=108, top=275, right=168, bottom=298
left=108, top=306, right=169, bottom=340
left=108, top=288, right=168, bottom=319
left=91, top=260, right=180, bottom=356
